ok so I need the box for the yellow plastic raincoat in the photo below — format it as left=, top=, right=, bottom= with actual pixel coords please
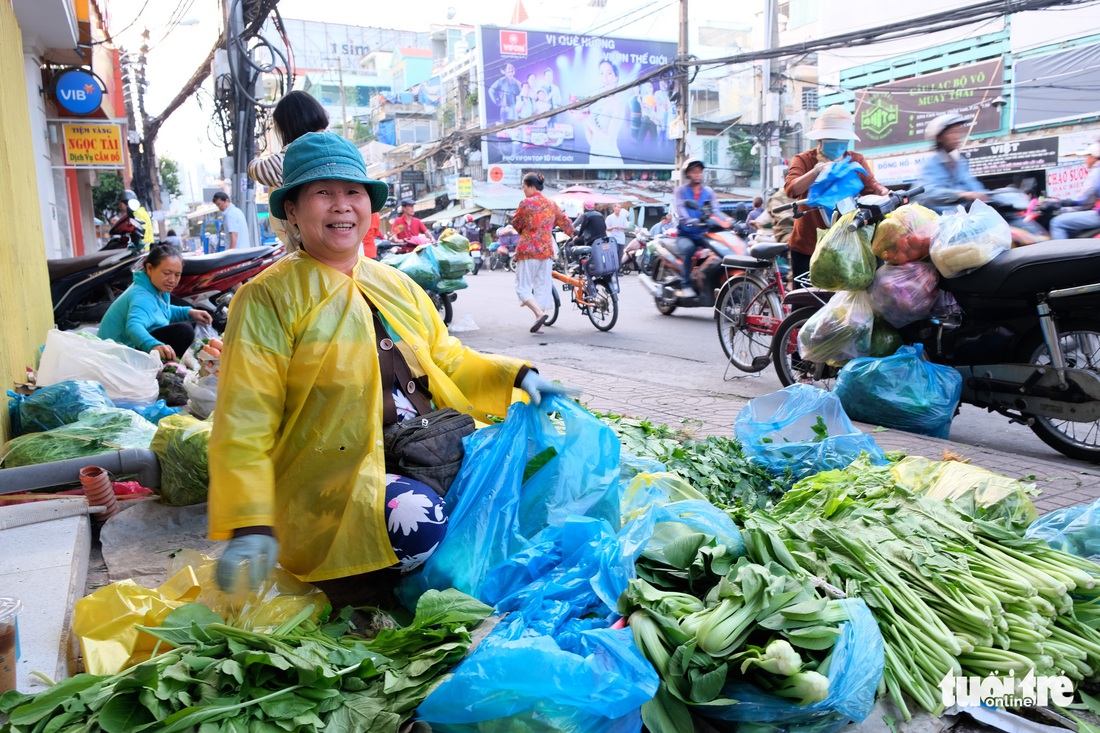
left=208, top=252, right=528, bottom=582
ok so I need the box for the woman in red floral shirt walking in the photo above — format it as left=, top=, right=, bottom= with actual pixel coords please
left=512, top=172, right=574, bottom=333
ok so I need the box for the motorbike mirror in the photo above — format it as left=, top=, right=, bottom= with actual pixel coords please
left=684, top=199, right=702, bottom=212
left=127, top=198, right=141, bottom=211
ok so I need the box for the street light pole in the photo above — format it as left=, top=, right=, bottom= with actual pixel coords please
left=337, top=56, right=350, bottom=140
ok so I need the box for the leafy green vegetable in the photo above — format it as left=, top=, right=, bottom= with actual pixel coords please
left=0, top=589, right=491, bottom=733
left=149, top=414, right=212, bottom=506
left=592, top=411, right=788, bottom=512
left=0, top=408, right=156, bottom=468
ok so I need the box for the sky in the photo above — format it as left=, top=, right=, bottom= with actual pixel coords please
left=105, top=0, right=756, bottom=204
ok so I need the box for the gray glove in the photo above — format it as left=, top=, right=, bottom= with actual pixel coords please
left=216, top=533, right=279, bottom=593
left=520, top=371, right=580, bottom=406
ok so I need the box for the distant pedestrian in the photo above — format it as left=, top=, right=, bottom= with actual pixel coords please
left=605, top=203, right=630, bottom=258
left=512, top=172, right=574, bottom=333
left=212, top=192, right=250, bottom=250
left=747, top=197, right=765, bottom=224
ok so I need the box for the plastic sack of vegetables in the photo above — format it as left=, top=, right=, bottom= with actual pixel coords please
left=438, top=232, right=471, bottom=253
left=734, top=384, right=886, bottom=480
left=870, top=203, right=939, bottom=265
left=150, top=413, right=212, bottom=506
left=183, top=373, right=218, bottom=420
left=1026, top=498, right=1100, bottom=561
left=868, top=262, right=940, bottom=328
left=930, top=199, right=1011, bottom=278
left=809, top=211, right=876, bottom=291
left=870, top=317, right=903, bottom=357
left=697, top=599, right=883, bottom=733
left=835, top=344, right=962, bottom=439
left=797, top=291, right=875, bottom=366
left=892, top=456, right=1038, bottom=527
left=0, top=407, right=158, bottom=468
left=419, top=515, right=658, bottom=733
left=423, top=243, right=474, bottom=279
left=436, top=277, right=469, bottom=292
left=395, top=248, right=440, bottom=289
left=37, top=329, right=162, bottom=404
left=400, top=395, right=622, bottom=604
left=7, top=380, right=114, bottom=435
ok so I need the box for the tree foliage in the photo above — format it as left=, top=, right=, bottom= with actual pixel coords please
left=158, top=156, right=183, bottom=199
left=92, top=172, right=125, bottom=219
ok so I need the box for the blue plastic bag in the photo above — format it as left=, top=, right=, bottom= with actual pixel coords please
left=835, top=344, right=962, bottom=439
left=8, top=381, right=114, bottom=435
left=400, top=396, right=622, bottom=604
left=417, top=515, right=659, bottom=733
left=1026, top=498, right=1100, bottom=561
left=115, top=399, right=183, bottom=425
left=698, top=598, right=884, bottom=733
left=734, top=385, right=886, bottom=480
left=806, top=158, right=869, bottom=210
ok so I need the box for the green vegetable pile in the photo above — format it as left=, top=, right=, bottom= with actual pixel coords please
left=620, top=531, right=850, bottom=733
left=0, top=589, right=491, bottom=733
left=0, top=408, right=157, bottom=468
left=595, top=412, right=787, bottom=511
left=742, top=457, right=1100, bottom=720
left=150, top=414, right=212, bottom=506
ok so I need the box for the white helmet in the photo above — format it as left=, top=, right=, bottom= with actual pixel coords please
left=682, top=158, right=705, bottom=175
left=926, top=113, right=971, bottom=141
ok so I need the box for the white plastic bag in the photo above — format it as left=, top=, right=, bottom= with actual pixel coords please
left=930, top=199, right=1011, bottom=278
left=36, top=329, right=161, bottom=404
left=184, top=373, right=218, bottom=420
left=798, top=291, right=875, bottom=366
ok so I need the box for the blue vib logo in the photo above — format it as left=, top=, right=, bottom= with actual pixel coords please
left=54, top=69, right=104, bottom=115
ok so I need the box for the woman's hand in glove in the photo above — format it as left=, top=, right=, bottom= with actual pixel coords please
left=520, top=371, right=580, bottom=406
left=216, top=533, right=279, bottom=593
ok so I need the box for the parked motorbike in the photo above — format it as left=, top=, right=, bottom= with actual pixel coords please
left=620, top=228, right=650, bottom=274
left=772, top=186, right=1100, bottom=462
left=639, top=203, right=748, bottom=315
left=167, top=244, right=285, bottom=332
left=470, top=240, right=483, bottom=275
left=489, top=242, right=516, bottom=272
left=50, top=224, right=145, bottom=329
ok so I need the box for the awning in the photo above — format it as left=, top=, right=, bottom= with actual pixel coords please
left=415, top=188, right=448, bottom=213
left=423, top=205, right=485, bottom=224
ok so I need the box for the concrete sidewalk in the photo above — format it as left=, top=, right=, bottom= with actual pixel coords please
left=535, top=362, right=1100, bottom=515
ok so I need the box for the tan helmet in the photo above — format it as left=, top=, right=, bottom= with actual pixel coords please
left=806, top=105, right=860, bottom=141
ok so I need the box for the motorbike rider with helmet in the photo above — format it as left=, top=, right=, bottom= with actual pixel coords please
left=916, top=114, right=989, bottom=214
left=113, top=190, right=155, bottom=246
left=673, top=158, right=716, bottom=298
left=572, top=200, right=607, bottom=248
left=1049, top=142, right=1100, bottom=241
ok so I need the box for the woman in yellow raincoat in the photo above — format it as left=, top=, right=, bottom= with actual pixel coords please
left=207, top=132, right=571, bottom=607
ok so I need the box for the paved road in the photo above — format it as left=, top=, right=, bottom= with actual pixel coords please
left=448, top=266, right=1098, bottom=475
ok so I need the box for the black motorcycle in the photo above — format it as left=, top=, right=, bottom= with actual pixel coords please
left=50, top=220, right=145, bottom=329
left=772, top=187, right=1100, bottom=462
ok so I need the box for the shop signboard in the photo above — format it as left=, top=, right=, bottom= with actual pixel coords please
left=478, top=26, right=677, bottom=168
left=854, top=59, right=1004, bottom=149
left=62, top=123, right=124, bottom=167
left=962, top=137, right=1059, bottom=177
left=53, top=68, right=105, bottom=116
left=456, top=177, right=474, bottom=198
left=869, top=151, right=934, bottom=185
left=1046, top=163, right=1091, bottom=200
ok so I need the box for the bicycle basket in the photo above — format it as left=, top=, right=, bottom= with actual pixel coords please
left=586, top=238, right=620, bottom=278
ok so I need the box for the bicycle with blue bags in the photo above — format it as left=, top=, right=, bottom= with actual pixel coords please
left=770, top=185, right=1100, bottom=462
left=544, top=232, right=620, bottom=332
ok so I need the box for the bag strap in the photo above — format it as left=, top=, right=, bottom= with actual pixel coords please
left=369, top=304, right=432, bottom=425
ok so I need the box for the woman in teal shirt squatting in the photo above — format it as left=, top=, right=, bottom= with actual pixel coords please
left=99, top=244, right=214, bottom=361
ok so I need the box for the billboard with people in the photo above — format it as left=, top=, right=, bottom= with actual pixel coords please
left=477, top=26, right=677, bottom=169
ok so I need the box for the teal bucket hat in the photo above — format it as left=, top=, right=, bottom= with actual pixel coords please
left=268, top=132, right=389, bottom=219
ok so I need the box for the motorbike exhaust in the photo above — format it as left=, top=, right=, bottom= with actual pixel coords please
left=638, top=273, right=664, bottom=298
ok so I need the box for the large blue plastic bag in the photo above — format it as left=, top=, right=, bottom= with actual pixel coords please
left=806, top=158, right=869, bottom=210
left=400, top=396, right=622, bottom=604
left=698, top=599, right=884, bottom=733
left=835, top=344, right=962, bottom=439
left=1026, top=498, right=1100, bottom=561
left=8, top=381, right=114, bottom=435
left=734, top=385, right=886, bottom=480
left=418, top=515, right=659, bottom=733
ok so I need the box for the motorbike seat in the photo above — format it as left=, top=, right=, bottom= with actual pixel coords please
left=722, top=254, right=771, bottom=270
left=942, top=240, right=1100, bottom=296
left=47, top=251, right=130, bottom=282
left=566, top=245, right=592, bottom=262
left=182, top=246, right=275, bottom=276
left=748, top=242, right=788, bottom=261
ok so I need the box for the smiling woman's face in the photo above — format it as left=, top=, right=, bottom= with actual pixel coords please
left=284, top=179, right=371, bottom=270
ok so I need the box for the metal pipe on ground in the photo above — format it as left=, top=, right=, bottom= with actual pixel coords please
left=0, top=449, right=161, bottom=495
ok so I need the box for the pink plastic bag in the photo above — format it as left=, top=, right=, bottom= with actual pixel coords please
left=868, top=262, right=940, bottom=328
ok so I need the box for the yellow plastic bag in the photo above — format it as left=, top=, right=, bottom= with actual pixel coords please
left=73, top=551, right=329, bottom=675
left=891, top=456, right=1038, bottom=526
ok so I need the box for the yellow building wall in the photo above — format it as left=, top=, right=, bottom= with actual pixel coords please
left=0, top=3, right=56, bottom=443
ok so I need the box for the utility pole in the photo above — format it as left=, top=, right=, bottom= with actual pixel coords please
left=225, top=0, right=259, bottom=248
left=759, top=0, right=778, bottom=194
left=337, top=56, right=349, bottom=139
left=675, top=0, right=689, bottom=172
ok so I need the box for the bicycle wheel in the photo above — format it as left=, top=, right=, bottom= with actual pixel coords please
left=544, top=286, right=561, bottom=326
left=715, top=276, right=779, bottom=371
left=771, top=306, right=837, bottom=389
left=587, top=280, right=618, bottom=331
